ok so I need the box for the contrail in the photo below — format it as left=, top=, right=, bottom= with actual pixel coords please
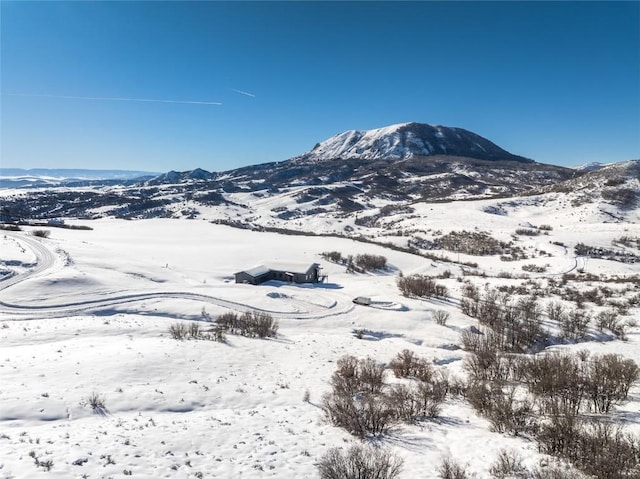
left=232, top=88, right=256, bottom=98
left=7, top=93, right=222, bottom=106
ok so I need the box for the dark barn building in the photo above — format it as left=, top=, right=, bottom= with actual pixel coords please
left=234, top=263, right=323, bottom=285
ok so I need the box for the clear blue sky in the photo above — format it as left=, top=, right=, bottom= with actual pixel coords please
left=2, top=1, right=639, bottom=172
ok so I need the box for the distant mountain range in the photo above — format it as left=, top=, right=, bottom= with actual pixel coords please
left=0, top=168, right=160, bottom=189
left=1, top=123, right=637, bottom=228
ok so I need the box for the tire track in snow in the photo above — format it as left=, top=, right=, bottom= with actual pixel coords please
left=0, top=232, right=60, bottom=291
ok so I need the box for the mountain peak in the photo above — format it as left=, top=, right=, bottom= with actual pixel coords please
left=297, top=122, right=532, bottom=164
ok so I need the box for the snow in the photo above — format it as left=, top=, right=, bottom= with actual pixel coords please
left=1, top=208, right=639, bottom=478
left=297, top=122, right=436, bottom=161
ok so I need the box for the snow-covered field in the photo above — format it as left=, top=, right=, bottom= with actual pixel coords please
left=1, top=198, right=640, bottom=478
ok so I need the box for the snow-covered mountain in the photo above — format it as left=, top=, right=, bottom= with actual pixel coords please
left=294, top=122, right=532, bottom=164
left=572, top=162, right=608, bottom=172
left=4, top=123, right=639, bottom=230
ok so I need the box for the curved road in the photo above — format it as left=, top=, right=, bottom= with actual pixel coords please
left=0, top=232, right=354, bottom=321
left=0, top=233, right=60, bottom=292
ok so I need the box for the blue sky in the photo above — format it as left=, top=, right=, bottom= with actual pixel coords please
left=2, top=1, right=639, bottom=172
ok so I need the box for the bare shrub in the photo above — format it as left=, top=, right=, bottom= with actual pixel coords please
left=188, top=322, right=202, bottom=339
left=485, top=387, right=533, bottom=435
left=397, top=274, right=448, bottom=299
left=521, top=352, right=639, bottom=416
left=520, top=353, right=586, bottom=416
left=385, top=383, right=420, bottom=423
left=536, top=409, right=582, bottom=459
left=538, top=416, right=640, bottom=479
left=389, top=349, right=433, bottom=381
left=560, top=309, right=590, bottom=341
left=466, top=380, right=532, bottom=435
left=245, top=311, right=279, bottom=338
left=434, top=310, right=450, bottom=326
left=462, top=329, right=509, bottom=382
left=323, top=389, right=393, bottom=438
left=584, top=354, right=639, bottom=413
left=87, top=392, right=106, bottom=411
left=413, top=378, right=448, bottom=418
left=529, top=462, right=589, bottom=479
left=212, top=327, right=226, bottom=343
left=215, top=311, right=278, bottom=338
left=465, top=380, right=497, bottom=416
left=438, top=457, right=469, bottom=479
left=596, top=309, right=625, bottom=338
left=355, top=254, right=387, bottom=271
left=438, top=230, right=505, bottom=255
left=522, top=264, right=547, bottom=273
left=460, top=287, right=543, bottom=353
left=169, top=323, right=188, bottom=340
left=546, top=301, right=565, bottom=323
left=573, top=421, right=639, bottom=479
left=32, top=229, right=50, bottom=238
left=331, top=356, right=385, bottom=395
left=516, top=228, right=540, bottom=236
left=317, top=444, right=403, bottom=479
left=489, top=449, right=526, bottom=479
left=322, top=251, right=344, bottom=264
left=39, top=459, right=54, bottom=471
left=323, top=356, right=392, bottom=437
left=216, top=312, right=239, bottom=333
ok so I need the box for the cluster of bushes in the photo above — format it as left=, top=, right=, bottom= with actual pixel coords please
left=520, top=352, right=638, bottom=415
left=515, top=228, right=540, bottom=236
left=537, top=418, right=638, bottom=478
left=604, top=177, right=626, bottom=187
left=436, top=230, right=506, bottom=255
left=322, top=352, right=450, bottom=438
left=353, top=204, right=414, bottom=228
left=397, top=274, right=448, bottom=299
left=522, top=264, right=548, bottom=273
left=460, top=285, right=544, bottom=352
left=462, top=347, right=640, bottom=478
left=168, top=321, right=226, bottom=342
left=32, top=229, right=51, bottom=238
left=602, top=187, right=636, bottom=207
left=320, top=251, right=388, bottom=272
left=317, top=444, right=403, bottom=479
left=595, top=308, right=628, bottom=338
left=547, top=301, right=626, bottom=340
left=540, top=276, right=639, bottom=314
left=216, top=311, right=278, bottom=339
left=168, top=312, right=277, bottom=342
left=574, top=243, right=640, bottom=263
left=465, top=281, right=629, bottom=342
left=438, top=452, right=589, bottom=479
left=354, top=253, right=387, bottom=271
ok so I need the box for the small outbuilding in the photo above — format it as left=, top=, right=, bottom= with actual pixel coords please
left=352, top=296, right=372, bottom=306
left=235, top=262, right=324, bottom=285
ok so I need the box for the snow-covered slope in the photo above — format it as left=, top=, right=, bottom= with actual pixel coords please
left=1, top=212, right=640, bottom=478
left=294, top=122, right=532, bottom=163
